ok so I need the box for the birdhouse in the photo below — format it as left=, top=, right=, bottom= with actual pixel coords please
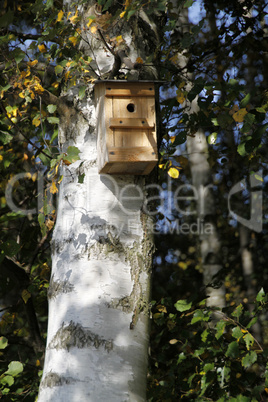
left=94, top=81, right=158, bottom=175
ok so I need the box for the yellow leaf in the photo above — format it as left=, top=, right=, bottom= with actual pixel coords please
left=50, top=181, right=58, bottom=194
left=169, top=54, right=178, bottom=64
left=28, top=60, right=38, bottom=67
left=176, top=89, right=186, bottom=104
left=36, top=360, right=41, bottom=367
left=158, top=163, right=164, bottom=169
left=32, top=172, right=38, bottom=182
left=46, top=218, right=55, bottom=231
left=69, top=9, right=79, bottom=25
left=233, top=108, right=247, bottom=123
left=38, top=44, right=46, bottom=53
left=157, top=305, right=167, bottom=313
left=32, top=116, right=40, bottom=127
left=87, top=18, right=94, bottom=27
left=34, top=83, right=44, bottom=93
left=120, top=11, right=126, bottom=18
left=91, top=26, right=97, bottom=34
left=0, top=155, right=3, bottom=162
left=52, top=82, right=59, bottom=88
left=170, top=136, right=176, bottom=143
left=116, top=35, right=124, bottom=44
left=64, top=71, right=70, bottom=80
left=21, top=289, right=31, bottom=304
left=178, top=261, right=188, bottom=270
left=56, top=10, right=64, bottom=22
left=69, top=36, right=79, bottom=46
left=136, top=57, right=143, bottom=64
left=169, top=339, right=178, bottom=344
left=168, top=167, right=180, bottom=179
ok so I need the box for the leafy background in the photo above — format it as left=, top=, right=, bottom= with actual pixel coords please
left=0, top=0, right=267, bottom=400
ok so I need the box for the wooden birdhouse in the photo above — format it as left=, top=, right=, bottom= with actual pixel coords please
left=94, top=81, right=158, bottom=175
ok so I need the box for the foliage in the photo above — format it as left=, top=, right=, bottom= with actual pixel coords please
left=148, top=289, right=268, bottom=400
left=0, top=0, right=267, bottom=399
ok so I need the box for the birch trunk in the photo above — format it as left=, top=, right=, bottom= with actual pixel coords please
left=173, top=2, right=225, bottom=308
left=38, top=2, right=160, bottom=400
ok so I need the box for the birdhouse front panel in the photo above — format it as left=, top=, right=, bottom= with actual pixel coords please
left=95, top=81, right=158, bottom=175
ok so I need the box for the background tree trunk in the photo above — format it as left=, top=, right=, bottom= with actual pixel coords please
left=173, top=3, right=225, bottom=309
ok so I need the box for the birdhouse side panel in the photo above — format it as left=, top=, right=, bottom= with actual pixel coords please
left=95, top=84, right=109, bottom=172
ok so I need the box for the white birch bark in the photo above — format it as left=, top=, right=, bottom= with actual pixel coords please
left=38, top=2, right=160, bottom=400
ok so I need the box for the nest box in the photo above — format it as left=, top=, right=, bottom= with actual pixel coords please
left=94, top=81, right=158, bottom=175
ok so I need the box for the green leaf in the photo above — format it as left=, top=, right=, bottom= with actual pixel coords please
left=173, top=131, right=187, bottom=146
left=11, top=48, right=25, bottom=64
left=208, top=132, right=217, bottom=144
left=47, top=104, right=57, bottom=113
left=256, top=107, right=266, bottom=113
left=0, top=375, right=14, bottom=387
left=191, top=309, right=210, bottom=324
left=38, top=213, right=47, bottom=237
left=64, top=146, right=80, bottom=164
left=102, top=0, right=113, bottom=11
left=232, top=326, right=243, bottom=340
left=78, top=173, right=85, bottom=184
left=184, top=0, right=194, bottom=8
left=0, top=336, right=8, bottom=349
left=50, top=128, right=58, bottom=143
left=243, top=332, right=254, bottom=350
left=237, top=142, right=246, bottom=156
left=203, top=363, right=214, bottom=373
left=79, top=86, right=86, bottom=100
left=225, top=341, right=239, bottom=358
left=231, top=303, right=243, bottom=319
left=174, top=299, right=192, bottom=312
left=246, top=316, right=258, bottom=329
left=256, top=287, right=266, bottom=302
left=201, top=328, right=209, bottom=342
left=177, top=352, right=186, bottom=364
left=240, top=93, right=251, bottom=107
left=45, top=0, right=53, bottom=9
left=47, top=117, right=60, bottom=124
left=215, top=320, right=226, bottom=339
left=55, top=65, right=64, bottom=75
left=241, top=351, right=257, bottom=368
left=0, top=130, right=13, bottom=145
left=5, top=361, right=23, bottom=376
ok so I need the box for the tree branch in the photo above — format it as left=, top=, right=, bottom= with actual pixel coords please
left=1, top=29, right=62, bottom=44
left=1, top=257, right=44, bottom=351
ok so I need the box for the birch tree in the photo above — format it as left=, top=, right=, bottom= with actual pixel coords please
left=36, top=1, right=163, bottom=401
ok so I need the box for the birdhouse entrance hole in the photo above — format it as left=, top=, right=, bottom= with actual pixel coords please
left=127, top=103, right=135, bottom=113
left=95, top=81, right=158, bottom=175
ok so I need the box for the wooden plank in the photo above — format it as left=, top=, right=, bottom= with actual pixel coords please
left=109, top=118, right=155, bottom=129
left=107, top=146, right=157, bottom=162
left=105, top=83, right=155, bottom=97
left=99, top=161, right=156, bottom=175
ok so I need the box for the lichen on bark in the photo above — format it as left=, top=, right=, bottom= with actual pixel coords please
left=48, top=274, right=74, bottom=299
left=48, top=320, right=113, bottom=352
